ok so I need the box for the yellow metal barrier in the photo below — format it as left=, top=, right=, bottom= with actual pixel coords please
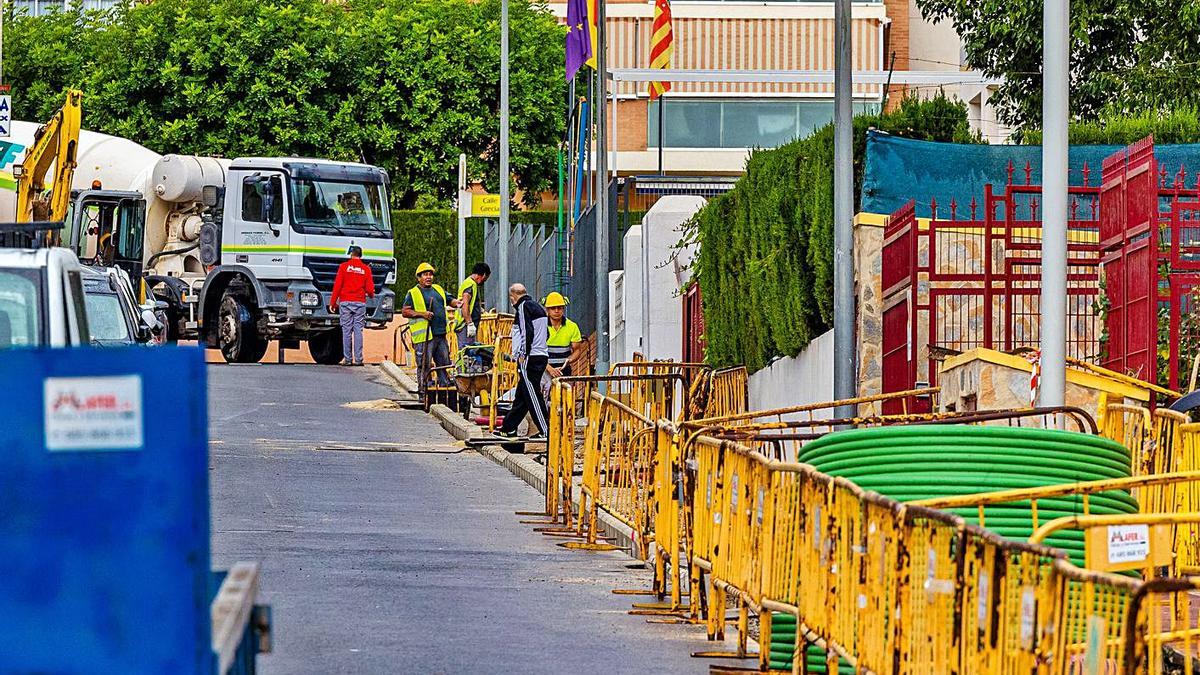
left=1101, top=403, right=1152, bottom=466
left=1039, top=557, right=1141, bottom=674
left=545, top=381, right=578, bottom=528
left=1175, top=424, right=1200, bottom=571
left=911, top=472, right=1200, bottom=555
left=475, top=312, right=513, bottom=346
left=678, top=426, right=1082, bottom=674
left=704, top=366, right=748, bottom=419
left=542, top=375, right=689, bottom=558
left=565, top=391, right=656, bottom=555
left=1029, top=512, right=1200, bottom=578
left=1125, top=576, right=1200, bottom=675
left=484, top=334, right=518, bottom=431
left=536, top=380, right=1200, bottom=674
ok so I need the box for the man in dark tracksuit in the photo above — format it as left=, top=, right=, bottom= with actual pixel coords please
left=497, top=283, right=550, bottom=440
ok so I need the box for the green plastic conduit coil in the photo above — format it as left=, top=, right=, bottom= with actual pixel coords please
left=796, top=425, right=1137, bottom=562
left=767, top=613, right=852, bottom=673
left=770, top=424, right=1136, bottom=672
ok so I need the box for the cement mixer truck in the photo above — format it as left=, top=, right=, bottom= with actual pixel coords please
left=85, top=155, right=396, bottom=363
left=1, top=123, right=397, bottom=363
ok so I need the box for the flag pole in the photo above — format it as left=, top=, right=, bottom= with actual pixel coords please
left=657, top=95, right=664, bottom=175
left=595, top=0, right=610, bottom=377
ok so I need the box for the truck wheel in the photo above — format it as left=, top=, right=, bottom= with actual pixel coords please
left=218, top=294, right=268, bottom=363
left=308, top=330, right=344, bottom=365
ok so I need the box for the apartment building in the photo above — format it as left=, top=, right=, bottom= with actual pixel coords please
left=554, top=0, right=1007, bottom=175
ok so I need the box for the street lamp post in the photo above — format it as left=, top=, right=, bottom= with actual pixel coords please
left=1039, top=0, right=1069, bottom=408
left=498, top=0, right=510, bottom=302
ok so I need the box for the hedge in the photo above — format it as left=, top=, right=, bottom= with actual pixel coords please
left=1021, top=107, right=1200, bottom=145
left=687, top=94, right=979, bottom=372
left=390, top=210, right=557, bottom=297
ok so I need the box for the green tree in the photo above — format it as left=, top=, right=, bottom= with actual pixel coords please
left=911, top=0, right=1200, bottom=131
left=3, top=0, right=565, bottom=207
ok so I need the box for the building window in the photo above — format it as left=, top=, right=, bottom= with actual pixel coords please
left=647, top=98, right=880, bottom=149
left=13, top=0, right=123, bottom=16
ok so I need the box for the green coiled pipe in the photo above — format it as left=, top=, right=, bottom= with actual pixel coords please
left=770, top=425, right=1135, bottom=672
left=797, top=425, right=1136, bottom=558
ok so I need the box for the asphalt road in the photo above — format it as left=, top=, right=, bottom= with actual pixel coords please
left=208, top=364, right=748, bottom=674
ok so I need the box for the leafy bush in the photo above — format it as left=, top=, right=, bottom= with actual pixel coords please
left=687, top=94, right=979, bottom=371
left=1022, top=107, right=1200, bottom=145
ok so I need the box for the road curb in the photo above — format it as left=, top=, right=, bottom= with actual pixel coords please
left=429, top=404, right=486, bottom=442
left=379, top=360, right=418, bottom=395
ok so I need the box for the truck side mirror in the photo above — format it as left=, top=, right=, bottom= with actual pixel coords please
left=258, top=177, right=282, bottom=234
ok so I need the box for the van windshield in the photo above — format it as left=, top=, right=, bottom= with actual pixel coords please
left=290, top=179, right=392, bottom=238
left=0, top=268, right=43, bottom=349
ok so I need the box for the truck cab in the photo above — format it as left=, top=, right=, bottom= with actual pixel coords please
left=198, top=158, right=397, bottom=363
left=67, top=189, right=147, bottom=282
left=0, top=244, right=91, bottom=349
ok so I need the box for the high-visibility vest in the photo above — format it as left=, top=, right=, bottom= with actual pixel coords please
left=407, top=284, right=447, bottom=344
left=454, top=276, right=479, bottom=330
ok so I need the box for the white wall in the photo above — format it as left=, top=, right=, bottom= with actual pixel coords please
left=608, top=270, right=626, bottom=365
left=748, top=329, right=835, bottom=417
left=616, top=196, right=706, bottom=362
left=621, top=226, right=644, bottom=361
left=905, top=0, right=1014, bottom=144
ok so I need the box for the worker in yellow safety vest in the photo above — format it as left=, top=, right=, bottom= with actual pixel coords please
left=544, top=292, right=584, bottom=378
left=454, top=262, right=491, bottom=347
left=401, top=262, right=453, bottom=393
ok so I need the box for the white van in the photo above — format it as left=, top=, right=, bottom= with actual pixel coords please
left=0, top=246, right=91, bottom=348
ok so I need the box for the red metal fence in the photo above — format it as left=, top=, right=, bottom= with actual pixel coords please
left=1101, top=137, right=1200, bottom=390
left=682, top=281, right=704, bottom=363
left=880, top=167, right=1103, bottom=411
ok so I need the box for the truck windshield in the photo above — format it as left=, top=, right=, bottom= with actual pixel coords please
left=290, top=179, right=391, bottom=238
left=0, top=268, right=43, bottom=349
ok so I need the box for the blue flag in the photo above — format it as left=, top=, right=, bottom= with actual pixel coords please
left=566, top=0, right=592, bottom=80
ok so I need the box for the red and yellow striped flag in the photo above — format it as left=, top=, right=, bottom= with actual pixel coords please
left=648, top=0, right=673, bottom=100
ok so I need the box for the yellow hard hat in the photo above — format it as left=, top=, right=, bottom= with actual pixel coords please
left=415, top=262, right=436, bottom=276
left=544, top=292, right=568, bottom=308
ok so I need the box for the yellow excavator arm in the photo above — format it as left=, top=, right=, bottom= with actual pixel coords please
left=15, top=89, right=81, bottom=224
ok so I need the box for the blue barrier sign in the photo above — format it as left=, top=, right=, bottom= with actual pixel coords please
left=0, top=346, right=211, bottom=673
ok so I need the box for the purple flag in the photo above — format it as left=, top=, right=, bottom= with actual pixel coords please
left=565, top=0, right=592, bottom=80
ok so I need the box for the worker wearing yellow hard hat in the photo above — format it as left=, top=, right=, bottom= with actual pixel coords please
left=544, top=291, right=583, bottom=377
left=455, top=262, right=492, bottom=347
left=401, top=262, right=452, bottom=394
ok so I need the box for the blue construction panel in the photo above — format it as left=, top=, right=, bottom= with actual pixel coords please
left=0, top=345, right=211, bottom=674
